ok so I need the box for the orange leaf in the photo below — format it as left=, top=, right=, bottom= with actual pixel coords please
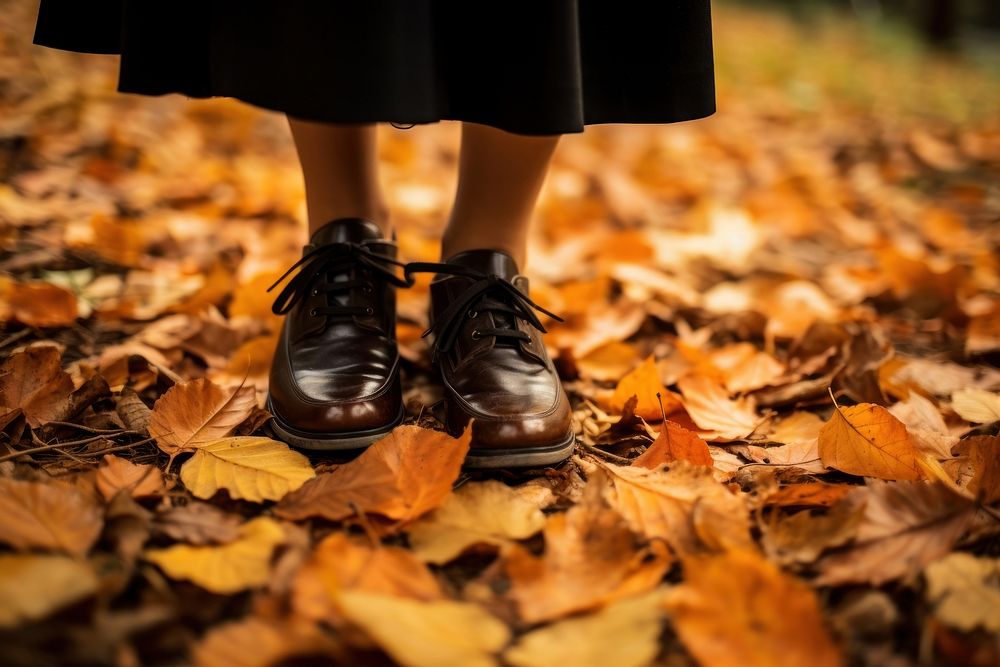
left=633, top=420, right=712, bottom=468
left=610, top=356, right=681, bottom=422
left=1, top=281, right=78, bottom=328
left=676, top=375, right=762, bottom=441
left=0, top=346, right=73, bottom=428
left=818, top=401, right=922, bottom=480
left=0, top=478, right=103, bottom=557
left=276, top=425, right=470, bottom=524
left=148, top=378, right=257, bottom=454
left=665, top=550, right=841, bottom=667
left=96, top=454, right=166, bottom=501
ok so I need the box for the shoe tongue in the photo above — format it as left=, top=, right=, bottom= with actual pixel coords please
left=309, top=217, right=383, bottom=246
left=442, top=249, right=520, bottom=281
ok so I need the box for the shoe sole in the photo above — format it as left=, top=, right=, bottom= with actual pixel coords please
left=462, top=430, right=577, bottom=469
left=265, top=396, right=404, bottom=451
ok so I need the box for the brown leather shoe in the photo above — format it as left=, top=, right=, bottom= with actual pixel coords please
left=405, top=250, right=575, bottom=468
left=265, top=218, right=410, bottom=450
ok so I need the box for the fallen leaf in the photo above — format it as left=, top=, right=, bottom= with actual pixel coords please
left=952, top=435, right=1000, bottom=504
left=276, top=425, right=470, bottom=524
left=144, top=517, right=286, bottom=594
left=677, top=375, right=763, bottom=441
left=504, top=488, right=670, bottom=623
left=633, top=420, right=713, bottom=468
left=665, top=549, right=841, bottom=667
left=505, top=590, right=666, bottom=667
left=0, top=346, right=74, bottom=427
left=153, top=502, right=242, bottom=545
left=575, top=341, right=641, bottom=382
left=924, top=552, right=1000, bottom=633
left=816, top=481, right=975, bottom=586
left=763, top=500, right=864, bottom=565
left=148, top=378, right=257, bottom=454
left=951, top=388, right=1000, bottom=424
left=818, top=401, right=923, bottom=480
left=888, top=392, right=958, bottom=459
left=1, top=280, right=79, bottom=328
left=336, top=591, right=510, bottom=667
left=407, top=480, right=547, bottom=564
left=96, top=454, right=166, bottom=500
left=610, top=355, right=682, bottom=421
left=179, top=436, right=315, bottom=503
left=594, top=458, right=753, bottom=556
left=193, top=616, right=344, bottom=667
left=293, top=532, right=443, bottom=621
left=0, top=554, right=98, bottom=627
left=0, top=478, right=103, bottom=556
left=765, top=482, right=853, bottom=508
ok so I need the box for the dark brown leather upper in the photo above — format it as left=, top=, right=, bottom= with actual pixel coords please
left=267, top=218, right=405, bottom=434
left=423, top=250, right=573, bottom=450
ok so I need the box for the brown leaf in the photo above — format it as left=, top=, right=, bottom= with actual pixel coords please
left=192, top=616, right=344, bottom=667
left=1, top=280, right=78, bottom=328
left=764, top=482, right=854, bottom=508
left=115, top=387, right=152, bottom=431
left=148, top=377, right=257, bottom=454
left=677, top=374, right=763, bottom=441
left=153, top=502, right=242, bottom=546
left=609, top=355, right=682, bottom=422
left=952, top=435, right=1000, bottom=504
left=665, top=549, right=841, bottom=667
left=818, top=401, right=923, bottom=480
left=292, top=532, right=443, bottom=622
left=96, top=454, right=166, bottom=501
left=816, top=481, right=976, bottom=586
left=763, top=500, right=864, bottom=565
left=504, top=485, right=670, bottom=623
left=0, top=346, right=74, bottom=427
left=0, top=478, right=103, bottom=556
left=276, top=425, right=470, bottom=524
left=593, top=458, right=753, bottom=556
left=633, top=420, right=713, bottom=468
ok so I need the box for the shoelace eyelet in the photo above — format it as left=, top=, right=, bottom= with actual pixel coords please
left=470, top=328, right=482, bottom=340
left=467, top=310, right=478, bottom=319
left=310, top=287, right=319, bottom=296
left=309, top=308, right=318, bottom=317
left=365, top=306, right=375, bottom=316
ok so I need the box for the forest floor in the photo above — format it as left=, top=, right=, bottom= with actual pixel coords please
left=1, top=3, right=999, bottom=666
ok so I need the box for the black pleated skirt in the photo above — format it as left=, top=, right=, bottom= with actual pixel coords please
left=33, top=1, right=716, bottom=136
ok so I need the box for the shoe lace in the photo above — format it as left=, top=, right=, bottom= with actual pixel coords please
left=268, top=241, right=411, bottom=319
left=404, top=261, right=563, bottom=361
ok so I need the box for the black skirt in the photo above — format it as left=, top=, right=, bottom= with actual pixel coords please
left=33, top=1, right=716, bottom=136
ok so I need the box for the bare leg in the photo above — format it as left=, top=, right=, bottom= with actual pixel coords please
left=442, top=122, right=561, bottom=267
left=286, top=117, right=390, bottom=236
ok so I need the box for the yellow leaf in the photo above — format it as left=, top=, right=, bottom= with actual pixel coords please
left=144, top=517, right=285, bottom=594
left=180, top=436, right=315, bottom=503
left=336, top=591, right=510, bottom=667
left=0, top=478, right=103, bottom=557
left=924, top=553, right=1000, bottom=633
left=665, top=550, right=841, bottom=667
left=951, top=388, right=1000, bottom=424
left=148, top=378, right=257, bottom=454
left=192, top=616, right=344, bottom=667
left=505, top=590, right=665, bottom=667
left=407, top=480, right=547, bottom=564
left=818, top=402, right=922, bottom=480
left=0, top=554, right=98, bottom=627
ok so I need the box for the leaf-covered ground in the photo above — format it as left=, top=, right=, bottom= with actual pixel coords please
left=2, top=3, right=1000, bottom=666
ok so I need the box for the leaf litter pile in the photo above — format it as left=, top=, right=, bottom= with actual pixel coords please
left=2, top=5, right=1000, bottom=666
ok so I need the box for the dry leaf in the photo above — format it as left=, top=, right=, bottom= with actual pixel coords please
left=594, top=458, right=753, bottom=556
left=763, top=500, right=864, bottom=565
left=924, top=552, right=1000, bottom=633
left=0, top=554, right=98, bottom=627
left=193, top=616, right=343, bottom=667
left=148, top=378, right=257, bottom=454
left=951, top=388, right=1000, bottom=424
left=504, top=489, right=670, bottom=623
left=276, top=425, right=470, bottom=523
left=505, top=590, right=666, bottom=667
left=0, top=478, right=103, bottom=556
left=816, top=481, right=975, bottom=586
left=633, top=420, right=713, bottom=468
left=336, top=591, right=510, bottom=667
left=96, top=454, right=166, bottom=500
left=179, top=436, right=315, bottom=503
left=407, top=480, right=547, bottom=564
left=144, top=517, right=286, bottom=594
left=293, top=532, right=443, bottom=621
left=0, top=346, right=74, bottom=427
left=818, top=402, right=923, bottom=480
left=677, top=375, right=763, bottom=441
left=610, top=355, right=682, bottom=421
left=154, top=502, right=242, bottom=545
left=888, top=392, right=958, bottom=459
left=952, top=435, right=1000, bottom=504
left=665, top=549, right=841, bottom=667
left=1, top=280, right=79, bottom=328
